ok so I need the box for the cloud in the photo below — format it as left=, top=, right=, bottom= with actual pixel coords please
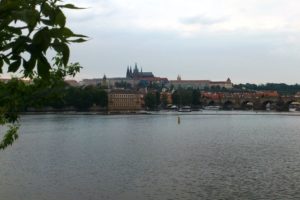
left=66, top=0, right=300, bottom=36
left=180, top=15, right=229, bottom=26
left=61, top=0, right=300, bottom=84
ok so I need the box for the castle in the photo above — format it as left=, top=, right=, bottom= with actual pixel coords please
left=126, top=63, right=154, bottom=79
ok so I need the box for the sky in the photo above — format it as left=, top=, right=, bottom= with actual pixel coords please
left=5, top=0, right=300, bottom=84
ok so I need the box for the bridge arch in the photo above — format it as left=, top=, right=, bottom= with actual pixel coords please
left=261, top=100, right=274, bottom=111
left=223, top=100, right=234, bottom=110
left=286, top=100, right=300, bottom=111
left=241, top=101, right=254, bottom=110
left=208, top=100, right=216, bottom=106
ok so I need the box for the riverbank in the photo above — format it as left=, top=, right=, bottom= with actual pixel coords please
left=20, top=110, right=300, bottom=116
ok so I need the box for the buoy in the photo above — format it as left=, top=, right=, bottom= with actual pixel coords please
left=177, top=116, right=180, bottom=124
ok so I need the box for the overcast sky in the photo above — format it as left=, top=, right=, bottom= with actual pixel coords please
left=7, top=0, right=300, bottom=84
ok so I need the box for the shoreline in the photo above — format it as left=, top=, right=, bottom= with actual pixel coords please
left=20, top=110, right=300, bottom=116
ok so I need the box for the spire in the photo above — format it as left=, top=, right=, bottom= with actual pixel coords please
left=126, top=66, right=130, bottom=78
left=129, top=66, right=133, bottom=78
left=133, top=62, right=139, bottom=77
left=177, top=75, right=181, bottom=81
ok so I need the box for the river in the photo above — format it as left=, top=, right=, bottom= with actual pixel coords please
left=1, top=112, right=300, bottom=199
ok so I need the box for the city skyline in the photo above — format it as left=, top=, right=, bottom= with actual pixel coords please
left=66, top=0, right=300, bottom=84
left=2, top=0, right=300, bottom=84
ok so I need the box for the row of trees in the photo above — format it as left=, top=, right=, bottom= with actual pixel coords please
left=234, top=83, right=300, bottom=95
left=144, top=89, right=202, bottom=110
left=0, top=78, right=108, bottom=112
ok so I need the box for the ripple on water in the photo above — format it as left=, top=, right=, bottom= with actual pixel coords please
left=0, top=114, right=300, bottom=200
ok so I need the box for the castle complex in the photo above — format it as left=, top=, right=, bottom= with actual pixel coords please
left=79, top=63, right=233, bottom=90
left=169, top=75, right=233, bottom=89
left=126, top=63, right=154, bottom=79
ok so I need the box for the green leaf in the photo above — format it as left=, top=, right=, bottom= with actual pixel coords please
left=3, top=56, right=10, bottom=65
left=59, top=4, right=84, bottom=9
left=61, top=27, right=74, bottom=37
left=52, top=42, right=69, bottom=66
left=12, top=36, right=29, bottom=54
left=49, top=28, right=63, bottom=38
left=0, top=58, right=3, bottom=73
left=0, top=1, right=18, bottom=13
left=61, top=43, right=69, bottom=66
left=41, top=2, right=52, bottom=17
left=0, top=125, right=19, bottom=150
left=41, top=19, right=55, bottom=26
left=73, top=33, right=88, bottom=38
left=37, top=55, right=51, bottom=78
left=23, top=56, right=37, bottom=73
left=67, top=38, right=87, bottom=43
left=12, top=10, right=39, bottom=31
left=6, top=26, right=22, bottom=35
left=32, top=27, right=51, bottom=52
left=8, top=58, right=21, bottom=72
left=55, top=10, right=66, bottom=28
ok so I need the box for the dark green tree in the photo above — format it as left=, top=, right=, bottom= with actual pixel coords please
left=161, top=93, right=169, bottom=107
left=144, top=93, right=156, bottom=110
left=172, top=91, right=180, bottom=105
left=192, top=89, right=200, bottom=106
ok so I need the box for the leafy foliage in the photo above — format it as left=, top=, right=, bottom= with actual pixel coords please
left=0, top=0, right=87, bottom=150
left=172, top=89, right=195, bottom=106
left=234, top=83, right=300, bottom=95
left=0, top=0, right=87, bottom=78
left=144, top=93, right=157, bottom=110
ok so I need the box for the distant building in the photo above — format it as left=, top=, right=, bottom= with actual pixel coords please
left=64, top=80, right=79, bottom=87
left=209, top=78, right=233, bottom=89
left=295, top=92, right=300, bottom=98
left=255, top=91, right=279, bottom=98
left=0, top=78, right=32, bottom=84
left=126, top=63, right=154, bottom=79
left=108, top=90, right=143, bottom=112
left=169, top=76, right=233, bottom=89
left=0, top=78, right=11, bottom=83
left=126, top=63, right=169, bottom=87
left=160, top=92, right=173, bottom=105
left=80, top=78, right=101, bottom=86
left=106, top=78, right=136, bottom=89
left=80, top=63, right=168, bottom=88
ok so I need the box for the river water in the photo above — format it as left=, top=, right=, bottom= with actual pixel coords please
left=1, top=112, right=300, bottom=200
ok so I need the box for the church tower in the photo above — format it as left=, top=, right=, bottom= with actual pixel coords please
left=177, top=75, right=182, bottom=81
left=126, top=66, right=130, bottom=78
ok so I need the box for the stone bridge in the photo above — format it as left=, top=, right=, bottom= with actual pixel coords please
left=201, top=96, right=300, bottom=111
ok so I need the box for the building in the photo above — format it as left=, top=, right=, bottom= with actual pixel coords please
left=64, top=80, right=79, bottom=87
left=108, top=90, right=143, bottom=112
left=80, top=78, right=101, bottom=86
left=0, top=78, right=11, bottom=83
left=255, top=91, right=279, bottom=98
left=169, top=75, right=210, bottom=89
left=169, top=75, right=233, bottom=89
left=126, top=63, right=169, bottom=87
left=160, top=92, right=173, bottom=105
left=209, top=78, right=233, bottom=89
left=126, top=63, right=154, bottom=79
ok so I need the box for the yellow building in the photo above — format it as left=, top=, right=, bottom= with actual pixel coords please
left=108, top=90, right=143, bottom=112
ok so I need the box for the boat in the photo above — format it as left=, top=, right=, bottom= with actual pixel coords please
left=168, top=105, right=178, bottom=111
left=178, top=106, right=191, bottom=112
left=203, top=105, right=221, bottom=110
left=289, top=102, right=300, bottom=112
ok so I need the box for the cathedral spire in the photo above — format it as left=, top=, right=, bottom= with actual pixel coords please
left=126, top=66, right=130, bottom=78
